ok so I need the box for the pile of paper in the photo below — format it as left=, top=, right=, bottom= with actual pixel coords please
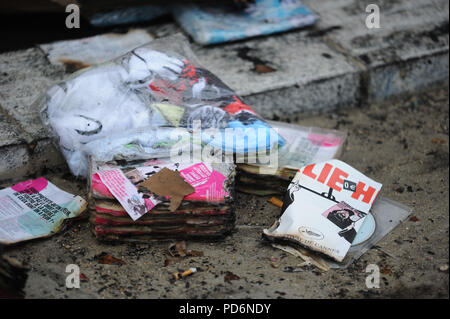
left=88, top=158, right=236, bottom=242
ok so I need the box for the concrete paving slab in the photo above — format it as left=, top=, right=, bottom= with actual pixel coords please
left=304, top=0, right=449, bottom=58
left=368, top=52, right=449, bottom=100
left=193, top=31, right=361, bottom=117
left=0, top=48, right=65, bottom=140
left=194, top=32, right=359, bottom=97
left=0, top=139, right=65, bottom=182
left=0, top=112, right=25, bottom=148
left=304, top=0, right=449, bottom=100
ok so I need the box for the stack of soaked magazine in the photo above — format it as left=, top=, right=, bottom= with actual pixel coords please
left=88, top=157, right=236, bottom=242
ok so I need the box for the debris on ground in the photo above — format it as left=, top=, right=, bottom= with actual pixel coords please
left=95, top=252, right=126, bottom=266
left=268, top=197, right=283, bottom=208
left=272, top=244, right=329, bottom=272
left=165, top=241, right=204, bottom=266
left=173, top=267, right=197, bottom=280
left=431, top=138, right=447, bottom=144
left=0, top=177, right=87, bottom=245
left=224, top=271, right=240, bottom=283
left=283, top=266, right=305, bottom=273
left=164, top=256, right=179, bottom=267
left=254, top=64, right=277, bottom=74
left=80, top=273, right=89, bottom=282
left=380, top=267, right=392, bottom=275
left=438, top=264, right=449, bottom=272
left=168, top=241, right=203, bottom=258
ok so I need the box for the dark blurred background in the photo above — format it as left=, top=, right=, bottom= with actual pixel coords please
left=0, top=0, right=249, bottom=53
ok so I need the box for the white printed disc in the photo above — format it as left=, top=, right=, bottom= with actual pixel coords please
left=352, top=213, right=376, bottom=246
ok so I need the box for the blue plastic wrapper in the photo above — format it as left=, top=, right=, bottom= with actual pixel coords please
left=173, top=0, right=318, bottom=44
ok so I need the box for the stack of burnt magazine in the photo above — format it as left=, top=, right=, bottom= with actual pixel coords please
left=88, top=157, right=236, bottom=242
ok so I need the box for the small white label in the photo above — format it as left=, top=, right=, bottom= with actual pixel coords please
left=65, top=4, right=80, bottom=29
left=366, top=4, right=381, bottom=29
left=65, top=264, right=80, bottom=289
left=365, top=264, right=380, bottom=289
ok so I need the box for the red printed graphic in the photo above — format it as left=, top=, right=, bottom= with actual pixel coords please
left=223, top=96, right=257, bottom=115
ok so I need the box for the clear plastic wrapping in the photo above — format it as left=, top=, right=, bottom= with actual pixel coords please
left=264, top=195, right=412, bottom=269
left=39, top=34, right=282, bottom=177
left=329, top=196, right=412, bottom=268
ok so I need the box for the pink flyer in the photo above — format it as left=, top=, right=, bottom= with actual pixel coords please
left=97, top=169, right=158, bottom=221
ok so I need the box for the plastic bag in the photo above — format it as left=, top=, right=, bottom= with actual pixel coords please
left=39, top=34, right=282, bottom=177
